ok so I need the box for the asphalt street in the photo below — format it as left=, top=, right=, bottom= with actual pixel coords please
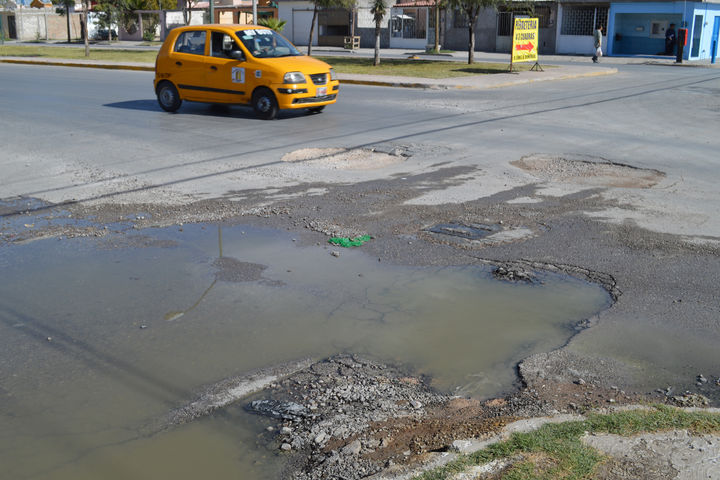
left=2, top=53, right=720, bottom=480
left=2, top=62, right=719, bottom=240
left=2, top=61, right=720, bottom=397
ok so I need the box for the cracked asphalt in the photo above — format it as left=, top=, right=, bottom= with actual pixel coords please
left=2, top=59, right=720, bottom=405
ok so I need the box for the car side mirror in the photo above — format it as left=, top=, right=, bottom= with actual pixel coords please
left=228, top=49, right=245, bottom=61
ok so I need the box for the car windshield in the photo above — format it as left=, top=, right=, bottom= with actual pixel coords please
left=237, top=29, right=303, bottom=58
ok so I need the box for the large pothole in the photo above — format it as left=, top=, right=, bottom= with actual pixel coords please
left=511, top=154, right=665, bottom=188
left=424, top=222, right=538, bottom=247
left=281, top=147, right=407, bottom=170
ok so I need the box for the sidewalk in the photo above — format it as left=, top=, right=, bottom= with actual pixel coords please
left=0, top=53, right=618, bottom=90
left=3, top=40, right=715, bottom=90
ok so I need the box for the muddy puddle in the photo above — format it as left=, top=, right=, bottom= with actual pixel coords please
left=0, top=224, right=610, bottom=480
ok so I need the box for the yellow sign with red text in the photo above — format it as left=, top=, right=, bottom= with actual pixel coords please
left=511, top=18, right=538, bottom=63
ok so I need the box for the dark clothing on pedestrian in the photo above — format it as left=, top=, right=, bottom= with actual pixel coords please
left=665, top=26, right=676, bottom=55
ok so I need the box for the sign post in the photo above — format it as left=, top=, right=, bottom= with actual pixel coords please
left=510, top=17, right=542, bottom=72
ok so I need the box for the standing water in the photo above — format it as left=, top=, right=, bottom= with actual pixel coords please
left=0, top=224, right=610, bottom=480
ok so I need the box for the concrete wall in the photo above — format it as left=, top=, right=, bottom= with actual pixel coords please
left=356, top=6, right=390, bottom=49
left=613, top=12, right=679, bottom=54
left=278, top=1, right=318, bottom=46
left=608, top=1, right=720, bottom=59
left=443, top=7, right=498, bottom=52
left=278, top=0, right=389, bottom=48
left=11, top=9, right=82, bottom=41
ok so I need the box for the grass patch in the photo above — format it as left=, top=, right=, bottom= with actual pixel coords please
left=1, top=45, right=543, bottom=79
left=318, top=56, right=533, bottom=78
left=414, top=406, right=720, bottom=480
left=422, top=49, right=456, bottom=54
left=0, top=45, right=159, bottom=63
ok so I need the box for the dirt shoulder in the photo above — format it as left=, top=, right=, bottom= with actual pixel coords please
left=169, top=354, right=717, bottom=479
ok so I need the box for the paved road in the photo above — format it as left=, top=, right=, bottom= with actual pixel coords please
left=2, top=61, right=719, bottom=242
left=3, top=59, right=720, bottom=480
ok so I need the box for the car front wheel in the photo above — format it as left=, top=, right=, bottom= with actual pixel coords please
left=156, top=81, right=182, bottom=113
left=252, top=88, right=278, bottom=120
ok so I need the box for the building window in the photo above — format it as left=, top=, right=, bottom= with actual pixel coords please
left=497, top=5, right=551, bottom=36
left=561, top=5, right=607, bottom=36
left=319, top=8, right=351, bottom=36
left=497, top=11, right=513, bottom=36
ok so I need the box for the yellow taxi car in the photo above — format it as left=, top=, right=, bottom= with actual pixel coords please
left=154, top=24, right=340, bottom=120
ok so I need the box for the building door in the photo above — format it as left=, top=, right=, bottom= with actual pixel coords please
left=691, top=14, right=703, bottom=58
left=292, top=9, right=317, bottom=46
left=712, top=16, right=720, bottom=63
left=8, top=15, right=16, bottom=39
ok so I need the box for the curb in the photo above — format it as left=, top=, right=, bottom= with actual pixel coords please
left=337, top=78, right=473, bottom=90
left=0, top=58, right=154, bottom=71
left=0, top=57, right=617, bottom=89
left=484, top=67, right=618, bottom=89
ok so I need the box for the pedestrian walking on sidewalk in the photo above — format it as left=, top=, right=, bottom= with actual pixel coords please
left=592, top=25, right=603, bottom=63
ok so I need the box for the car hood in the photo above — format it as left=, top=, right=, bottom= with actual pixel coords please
left=260, top=55, right=333, bottom=73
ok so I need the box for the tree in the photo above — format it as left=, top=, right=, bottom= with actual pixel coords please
left=94, top=0, right=120, bottom=43
left=306, top=0, right=354, bottom=56
left=52, top=0, right=76, bottom=43
left=446, top=0, right=498, bottom=64
left=370, top=0, right=386, bottom=66
left=82, top=0, right=89, bottom=56
left=258, top=17, right=286, bottom=32
left=180, top=0, right=200, bottom=25
left=116, top=0, right=175, bottom=40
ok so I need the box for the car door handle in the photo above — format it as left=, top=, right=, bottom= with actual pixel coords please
left=175, top=61, right=182, bottom=66
left=210, top=65, right=217, bottom=71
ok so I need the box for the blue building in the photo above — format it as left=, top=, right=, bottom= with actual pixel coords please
left=608, top=1, right=720, bottom=61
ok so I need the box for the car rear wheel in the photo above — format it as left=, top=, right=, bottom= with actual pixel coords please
left=252, top=88, right=278, bottom=120
left=157, top=82, right=182, bottom=113
left=307, top=106, right=325, bottom=114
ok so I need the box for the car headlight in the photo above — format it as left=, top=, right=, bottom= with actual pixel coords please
left=329, top=68, right=337, bottom=81
left=283, top=72, right=306, bottom=84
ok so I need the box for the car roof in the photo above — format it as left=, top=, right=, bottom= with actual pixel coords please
left=173, top=24, right=272, bottom=34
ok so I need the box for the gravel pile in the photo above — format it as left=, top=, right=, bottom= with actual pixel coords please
left=245, top=354, right=449, bottom=480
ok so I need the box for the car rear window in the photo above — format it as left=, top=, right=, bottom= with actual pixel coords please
left=174, top=31, right=207, bottom=55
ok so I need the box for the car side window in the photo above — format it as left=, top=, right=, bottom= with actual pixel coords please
left=210, top=32, right=240, bottom=58
left=174, top=31, right=207, bottom=55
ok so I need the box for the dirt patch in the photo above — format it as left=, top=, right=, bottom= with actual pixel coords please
left=281, top=148, right=407, bottom=170
left=238, top=355, right=660, bottom=480
left=511, top=154, right=665, bottom=188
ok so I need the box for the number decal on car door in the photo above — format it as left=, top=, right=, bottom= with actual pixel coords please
left=232, top=67, right=245, bottom=83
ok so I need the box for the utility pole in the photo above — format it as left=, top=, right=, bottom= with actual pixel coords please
left=252, top=0, right=257, bottom=24
left=434, top=0, right=439, bottom=52
left=209, top=0, right=214, bottom=23
left=83, top=0, right=89, bottom=56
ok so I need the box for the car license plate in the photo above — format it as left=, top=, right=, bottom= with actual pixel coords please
left=316, top=86, right=327, bottom=97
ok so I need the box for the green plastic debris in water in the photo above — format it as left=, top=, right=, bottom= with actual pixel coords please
left=328, top=235, right=372, bottom=247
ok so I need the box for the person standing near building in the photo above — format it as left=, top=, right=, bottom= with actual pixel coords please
left=665, top=23, right=677, bottom=55
left=592, top=25, right=603, bottom=63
